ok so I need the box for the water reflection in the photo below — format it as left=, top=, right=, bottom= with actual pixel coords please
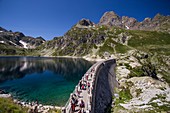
left=0, top=56, right=94, bottom=82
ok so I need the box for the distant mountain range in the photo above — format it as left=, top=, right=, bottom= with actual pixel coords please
left=99, top=11, right=170, bottom=33
left=0, top=11, right=170, bottom=56
left=0, top=27, right=45, bottom=49
left=36, top=11, right=170, bottom=57
left=0, top=27, right=45, bottom=55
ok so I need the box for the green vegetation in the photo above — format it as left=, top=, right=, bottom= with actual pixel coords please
left=117, top=89, right=132, bottom=103
left=0, top=43, right=43, bottom=56
left=150, top=94, right=166, bottom=102
left=124, top=63, right=132, bottom=70
left=129, top=31, right=170, bottom=46
left=112, top=87, right=132, bottom=112
left=0, top=44, right=26, bottom=56
left=161, top=71, right=170, bottom=85
left=115, top=43, right=130, bottom=53
left=128, top=30, right=170, bottom=55
left=2, top=23, right=169, bottom=57
left=98, top=36, right=131, bottom=57
left=49, top=109, right=61, bottom=113
left=98, top=25, right=109, bottom=31
left=40, top=26, right=133, bottom=57
left=127, top=67, right=143, bottom=78
left=98, top=39, right=114, bottom=55
left=148, top=102, right=170, bottom=112
left=0, top=98, right=28, bottom=113
left=93, top=44, right=98, bottom=49
left=147, top=94, right=170, bottom=112
left=155, top=55, right=170, bottom=85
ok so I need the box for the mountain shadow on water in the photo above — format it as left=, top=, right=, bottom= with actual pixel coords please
left=0, top=56, right=94, bottom=82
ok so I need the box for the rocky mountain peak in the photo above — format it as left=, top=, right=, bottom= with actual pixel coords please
left=78, top=18, right=94, bottom=26
left=36, top=36, right=46, bottom=41
left=99, top=11, right=122, bottom=27
left=98, top=11, right=170, bottom=33
left=122, top=16, right=137, bottom=28
left=153, top=13, right=164, bottom=21
left=14, top=32, right=25, bottom=38
left=154, top=13, right=162, bottom=17
left=144, top=17, right=152, bottom=22
left=102, top=11, right=119, bottom=19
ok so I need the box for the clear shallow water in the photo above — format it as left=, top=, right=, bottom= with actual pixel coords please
left=0, top=56, right=93, bottom=106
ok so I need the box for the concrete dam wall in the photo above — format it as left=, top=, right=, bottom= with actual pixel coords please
left=92, top=59, right=117, bottom=113
left=63, top=59, right=117, bottom=113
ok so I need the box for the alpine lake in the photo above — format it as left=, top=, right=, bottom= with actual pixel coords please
left=0, top=56, right=93, bottom=106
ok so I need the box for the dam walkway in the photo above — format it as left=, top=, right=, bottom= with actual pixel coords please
left=62, top=59, right=116, bottom=113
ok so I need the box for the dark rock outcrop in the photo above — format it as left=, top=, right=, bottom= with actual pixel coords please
left=36, top=36, right=46, bottom=41
left=14, top=32, right=25, bottom=38
left=78, top=18, right=95, bottom=26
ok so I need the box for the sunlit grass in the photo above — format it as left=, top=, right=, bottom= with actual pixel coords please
left=0, top=98, right=28, bottom=113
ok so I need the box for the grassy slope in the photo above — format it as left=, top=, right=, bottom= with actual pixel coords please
left=0, top=43, right=23, bottom=55
left=128, top=30, right=170, bottom=55
left=97, top=27, right=170, bottom=57
left=0, top=43, right=39, bottom=56
left=0, top=98, right=27, bottom=113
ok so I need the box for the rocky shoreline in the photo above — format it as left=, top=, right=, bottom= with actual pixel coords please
left=0, top=92, right=62, bottom=113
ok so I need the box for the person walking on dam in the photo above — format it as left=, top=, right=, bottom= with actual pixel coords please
left=71, top=95, right=76, bottom=112
left=79, top=99, right=85, bottom=113
left=80, top=80, right=82, bottom=90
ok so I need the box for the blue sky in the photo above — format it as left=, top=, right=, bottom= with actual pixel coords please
left=0, top=0, right=170, bottom=40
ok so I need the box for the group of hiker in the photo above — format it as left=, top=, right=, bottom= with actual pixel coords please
left=71, top=94, right=85, bottom=113
left=79, top=79, right=90, bottom=91
left=70, top=67, right=96, bottom=113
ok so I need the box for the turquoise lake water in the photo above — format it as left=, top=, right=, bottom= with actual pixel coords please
left=0, top=56, right=93, bottom=106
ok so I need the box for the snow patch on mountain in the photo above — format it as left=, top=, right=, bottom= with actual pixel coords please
left=9, top=41, right=17, bottom=46
left=0, top=41, right=5, bottom=43
left=126, top=25, right=129, bottom=29
left=19, top=40, right=28, bottom=49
